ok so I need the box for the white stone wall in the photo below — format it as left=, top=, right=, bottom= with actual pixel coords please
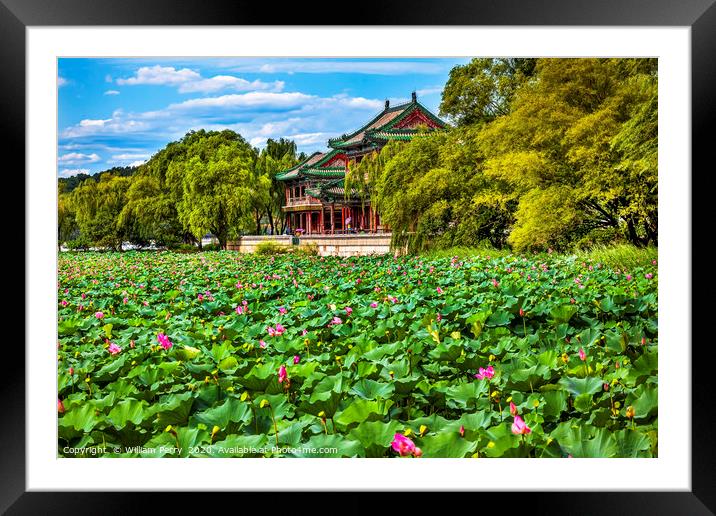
left=227, top=234, right=394, bottom=256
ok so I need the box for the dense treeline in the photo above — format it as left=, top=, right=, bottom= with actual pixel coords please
left=347, top=58, right=657, bottom=252
left=60, top=58, right=657, bottom=253
left=58, top=132, right=302, bottom=250
left=58, top=166, right=137, bottom=194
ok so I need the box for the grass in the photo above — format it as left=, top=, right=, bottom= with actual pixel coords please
left=421, top=243, right=657, bottom=270
left=573, top=244, right=657, bottom=270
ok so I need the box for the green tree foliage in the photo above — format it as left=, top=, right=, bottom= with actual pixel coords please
left=368, top=57, right=657, bottom=253
left=479, top=58, right=657, bottom=250
left=58, top=190, right=78, bottom=248
left=70, top=174, right=131, bottom=250
left=168, top=132, right=262, bottom=249
left=59, top=130, right=301, bottom=249
left=439, top=58, right=536, bottom=127
left=58, top=166, right=137, bottom=194
left=255, top=138, right=299, bottom=234
left=118, top=175, right=183, bottom=246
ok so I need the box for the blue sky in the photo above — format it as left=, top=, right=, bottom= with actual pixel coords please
left=57, top=57, right=470, bottom=177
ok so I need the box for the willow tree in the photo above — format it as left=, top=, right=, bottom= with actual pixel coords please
left=169, top=135, right=262, bottom=249
left=478, top=58, right=658, bottom=250
left=70, top=174, right=131, bottom=250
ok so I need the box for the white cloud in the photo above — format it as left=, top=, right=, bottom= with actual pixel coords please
left=416, top=86, right=443, bottom=96
left=58, top=152, right=101, bottom=164
left=117, top=65, right=201, bottom=86
left=104, top=90, right=121, bottom=95
left=79, top=118, right=112, bottom=127
left=58, top=87, right=419, bottom=157
left=105, top=74, right=113, bottom=83
left=233, top=60, right=446, bottom=75
left=178, top=76, right=284, bottom=94
left=116, top=65, right=284, bottom=94
left=287, top=133, right=332, bottom=146
left=111, top=153, right=150, bottom=161
left=58, top=168, right=90, bottom=178
left=128, top=160, right=147, bottom=167
left=62, top=113, right=150, bottom=138
left=58, top=77, right=68, bottom=87
left=169, top=91, right=313, bottom=112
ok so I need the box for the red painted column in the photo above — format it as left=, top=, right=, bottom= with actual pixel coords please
left=330, top=204, right=335, bottom=235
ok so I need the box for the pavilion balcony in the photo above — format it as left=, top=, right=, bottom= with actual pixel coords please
left=282, top=196, right=323, bottom=211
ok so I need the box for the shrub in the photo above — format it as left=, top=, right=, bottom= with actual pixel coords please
left=255, top=240, right=291, bottom=255
left=295, top=242, right=319, bottom=256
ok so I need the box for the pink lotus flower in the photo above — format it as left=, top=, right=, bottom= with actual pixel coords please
left=579, top=348, right=586, bottom=361
left=511, top=415, right=531, bottom=435
left=329, top=316, right=342, bottom=326
left=278, top=365, right=288, bottom=383
left=267, top=326, right=276, bottom=337
left=492, top=279, right=499, bottom=288
left=436, top=313, right=442, bottom=322
left=69, top=367, right=74, bottom=375
left=345, top=307, right=353, bottom=315
left=436, top=286, right=443, bottom=294
left=259, top=340, right=267, bottom=349
left=645, top=273, right=653, bottom=279
left=510, top=401, right=518, bottom=416
left=278, top=306, right=287, bottom=314
left=301, top=329, right=308, bottom=336
left=58, top=399, right=65, bottom=414
left=474, top=366, right=495, bottom=380
left=275, top=323, right=286, bottom=335
left=197, top=293, right=204, bottom=301
left=123, top=297, right=128, bottom=304
left=108, top=342, right=122, bottom=355
left=391, top=433, right=416, bottom=457
left=157, top=333, right=172, bottom=351
left=95, top=311, right=104, bottom=319
left=413, top=447, right=423, bottom=458
left=370, top=302, right=378, bottom=308
left=61, top=300, right=68, bottom=307
left=236, top=305, right=244, bottom=314
left=626, top=274, right=632, bottom=281
left=459, top=425, right=465, bottom=437
left=293, top=355, right=300, bottom=364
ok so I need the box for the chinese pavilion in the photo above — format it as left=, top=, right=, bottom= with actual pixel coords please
left=275, top=92, right=447, bottom=235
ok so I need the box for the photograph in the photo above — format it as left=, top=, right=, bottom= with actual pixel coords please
left=55, top=56, right=659, bottom=459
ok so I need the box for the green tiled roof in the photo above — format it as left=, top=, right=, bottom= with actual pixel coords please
left=365, top=130, right=417, bottom=141
left=305, top=179, right=362, bottom=201
left=300, top=167, right=346, bottom=178
left=327, top=97, right=446, bottom=149
left=275, top=151, right=324, bottom=181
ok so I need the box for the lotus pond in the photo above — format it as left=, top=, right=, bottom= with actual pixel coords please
left=57, top=251, right=658, bottom=458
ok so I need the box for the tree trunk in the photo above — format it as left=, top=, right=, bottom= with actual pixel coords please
left=267, top=208, right=275, bottom=235
left=626, top=217, right=644, bottom=247
left=255, top=208, right=261, bottom=235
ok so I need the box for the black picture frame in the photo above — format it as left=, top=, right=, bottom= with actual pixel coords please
left=8, top=0, right=711, bottom=513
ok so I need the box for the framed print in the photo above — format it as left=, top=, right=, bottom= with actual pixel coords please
left=9, top=0, right=712, bottom=513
